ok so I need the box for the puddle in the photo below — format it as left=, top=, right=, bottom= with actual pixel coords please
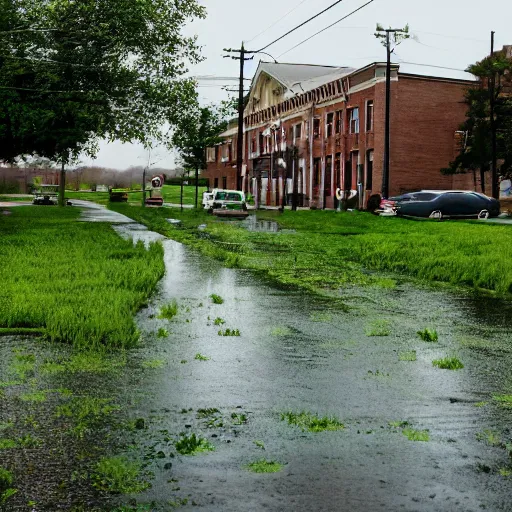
left=2, top=206, right=512, bottom=511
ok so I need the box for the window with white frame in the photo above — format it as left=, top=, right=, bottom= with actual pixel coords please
left=349, top=107, right=359, bottom=134
left=335, top=110, right=343, bottom=134
left=293, top=123, right=302, bottom=143
left=366, top=100, right=374, bottom=132
left=206, top=147, right=216, bottom=163
left=326, top=113, right=334, bottom=138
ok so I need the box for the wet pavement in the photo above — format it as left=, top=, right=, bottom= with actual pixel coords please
left=1, top=202, right=511, bottom=511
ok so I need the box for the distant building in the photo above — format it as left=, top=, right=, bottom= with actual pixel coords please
left=207, top=60, right=475, bottom=207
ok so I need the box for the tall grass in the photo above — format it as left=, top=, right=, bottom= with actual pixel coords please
left=110, top=206, right=512, bottom=296
left=0, top=207, right=164, bottom=348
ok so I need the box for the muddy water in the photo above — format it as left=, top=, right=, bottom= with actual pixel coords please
left=1, top=216, right=512, bottom=511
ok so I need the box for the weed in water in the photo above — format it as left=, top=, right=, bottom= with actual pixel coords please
left=280, top=411, right=344, bottom=432
left=0, top=439, right=17, bottom=450
left=210, top=294, right=224, bottom=305
left=476, top=430, right=501, bottom=446
left=157, top=328, right=169, bottom=338
left=142, top=359, right=166, bottom=369
left=417, top=328, right=439, bottom=342
left=92, top=456, right=150, bottom=494
left=365, top=320, right=391, bottom=337
left=403, top=428, right=430, bottom=442
left=158, top=300, right=178, bottom=320
left=310, top=312, right=332, bottom=323
left=432, top=357, right=464, bottom=370
left=0, top=422, right=13, bottom=433
left=0, top=467, right=13, bottom=489
left=245, top=459, right=283, bottom=473
left=180, top=360, right=187, bottom=364
left=197, top=408, right=220, bottom=418
left=194, top=353, right=210, bottom=361
left=270, top=326, right=292, bottom=336
left=492, top=394, right=512, bottom=408
left=17, top=434, right=41, bottom=448
left=213, top=317, right=225, bottom=326
left=389, top=421, right=410, bottom=428
left=231, top=412, right=248, bottom=425
left=56, top=397, right=120, bottom=438
left=499, top=468, right=512, bottom=477
left=253, top=440, right=265, bottom=450
left=0, top=466, right=17, bottom=505
left=398, top=351, right=417, bottom=362
left=19, top=390, right=47, bottom=402
left=175, top=433, right=215, bottom=455
left=218, top=328, right=241, bottom=337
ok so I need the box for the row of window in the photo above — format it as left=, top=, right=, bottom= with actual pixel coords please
left=208, top=100, right=374, bottom=163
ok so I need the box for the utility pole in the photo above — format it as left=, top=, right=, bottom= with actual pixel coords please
left=490, top=31, right=499, bottom=200
left=224, top=44, right=253, bottom=191
left=375, top=24, right=410, bottom=199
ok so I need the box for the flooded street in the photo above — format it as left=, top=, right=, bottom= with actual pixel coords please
left=1, top=212, right=512, bottom=511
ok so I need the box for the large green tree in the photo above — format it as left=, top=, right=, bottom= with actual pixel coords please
left=171, top=101, right=236, bottom=207
left=442, top=50, right=512, bottom=194
left=0, top=0, right=204, bottom=203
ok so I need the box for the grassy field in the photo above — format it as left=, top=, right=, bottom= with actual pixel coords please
left=110, top=205, right=512, bottom=296
left=66, top=185, right=207, bottom=207
left=0, top=207, right=164, bottom=348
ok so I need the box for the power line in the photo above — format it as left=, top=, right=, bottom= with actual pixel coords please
left=396, top=61, right=470, bottom=73
left=277, top=0, right=375, bottom=58
left=255, top=0, right=348, bottom=52
left=246, top=0, right=310, bottom=44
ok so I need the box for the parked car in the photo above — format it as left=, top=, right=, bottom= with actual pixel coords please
left=379, top=190, right=500, bottom=219
left=210, top=189, right=247, bottom=211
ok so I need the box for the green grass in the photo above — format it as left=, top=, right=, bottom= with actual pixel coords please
left=0, top=467, right=16, bottom=505
left=175, top=433, right=215, bottom=455
left=194, top=353, right=210, bottom=361
left=56, top=396, right=120, bottom=438
left=158, top=300, right=178, bottom=320
left=66, top=185, right=207, bottom=207
left=142, top=359, right=166, bottom=369
left=280, top=411, right=345, bottom=432
left=210, top=294, right=224, bottom=304
left=0, top=207, right=164, bottom=348
left=398, top=350, right=417, bottom=361
left=492, top=394, right=512, bottom=408
left=365, top=319, right=391, bottom=337
left=403, top=428, right=430, bottom=442
left=245, top=459, right=283, bottom=473
left=108, top=206, right=512, bottom=297
left=91, top=456, right=150, bottom=494
left=432, top=357, right=464, bottom=370
left=417, top=328, right=439, bottom=342
left=476, top=429, right=502, bottom=446
left=270, top=326, right=293, bottom=336
left=218, top=328, right=240, bottom=336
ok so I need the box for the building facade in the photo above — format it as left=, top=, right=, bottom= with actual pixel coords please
left=204, top=61, right=474, bottom=208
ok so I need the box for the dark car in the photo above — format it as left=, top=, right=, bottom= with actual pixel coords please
left=392, top=191, right=500, bottom=220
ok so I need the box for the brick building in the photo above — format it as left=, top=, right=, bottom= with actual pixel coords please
left=204, top=61, right=475, bottom=208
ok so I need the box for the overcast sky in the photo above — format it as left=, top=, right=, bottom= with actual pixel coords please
left=89, top=0, right=512, bottom=170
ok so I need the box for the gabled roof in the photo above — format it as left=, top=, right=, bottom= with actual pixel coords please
left=251, top=61, right=355, bottom=98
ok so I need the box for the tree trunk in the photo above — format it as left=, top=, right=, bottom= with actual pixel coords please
left=58, top=158, right=66, bottom=207
left=195, top=167, right=199, bottom=208
left=180, top=179, right=184, bottom=212
left=292, top=153, right=299, bottom=211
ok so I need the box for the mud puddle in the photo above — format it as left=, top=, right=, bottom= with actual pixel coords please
left=1, top=218, right=512, bottom=511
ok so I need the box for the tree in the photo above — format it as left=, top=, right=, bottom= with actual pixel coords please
left=0, top=0, right=205, bottom=204
left=442, top=50, right=512, bottom=193
left=171, top=101, right=236, bottom=207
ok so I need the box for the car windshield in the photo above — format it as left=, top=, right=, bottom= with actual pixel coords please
left=215, top=192, right=242, bottom=201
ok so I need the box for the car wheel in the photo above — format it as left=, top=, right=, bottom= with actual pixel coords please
left=429, top=210, right=442, bottom=220
left=478, top=209, right=490, bottom=220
